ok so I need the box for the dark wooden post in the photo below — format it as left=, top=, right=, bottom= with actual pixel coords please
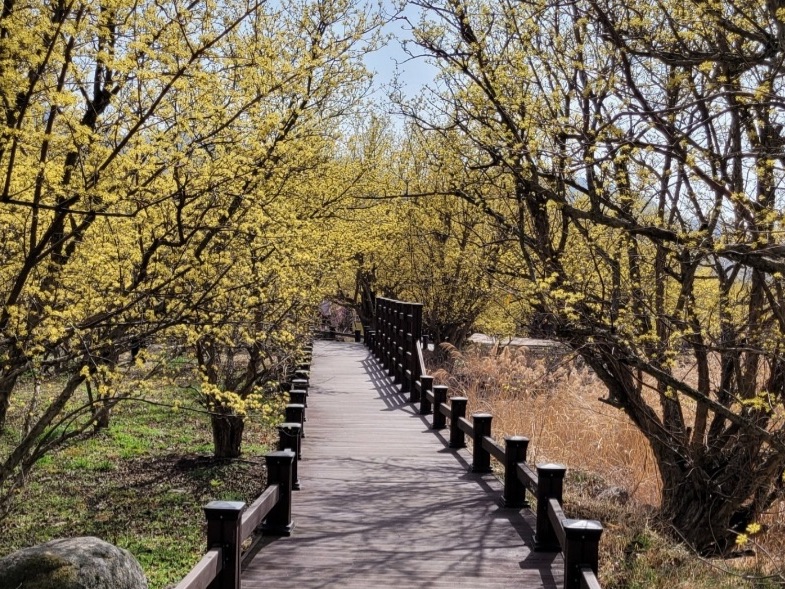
left=501, top=436, right=530, bottom=508
left=388, top=301, right=399, bottom=375
left=278, top=422, right=302, bottom=490
left=289, top=389, right=308, bottom=407
left=409, top=371, right=421, bottom=404
left=262, top=450, right=295, bottom=536
left=419, top=375, right=433, bottom=415
left=471, top=413, right=493, bottom=473
left=366, top=329, right=375, bottom=350
left=375, top=297, right=384, bottom=360
left=371, top=297, right=380, bottom=357
left=449, top=397, right=468, bottom=448
left=410, top=304, right=424, bottom=394
left=377, top=298, right=385, bottom=362
left=385, top=302, right=396, bottom=374
left=411, top=303, right=423, bottom=342
left=395, top=304, right=405, bottom=384
left=403, top=348, right=413, bottom=393
left=563, top=519, right=603, bottom=589
left=534, top=463, right=567, bottom=551
left=432, top=385, right=448, bottom=429
left=395, top=343, right=404, bottom=384
left=285, top=403, right=305, bottom=438
left=204, top=500, right=244, bottom=589
left=290, top=375, right=308, bottom=393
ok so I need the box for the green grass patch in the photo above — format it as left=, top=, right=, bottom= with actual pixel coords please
left=0, top=375, right=276, bottom=588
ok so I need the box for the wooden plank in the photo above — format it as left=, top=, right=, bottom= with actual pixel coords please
left=243, top=341, right=563, bottom=588
left=175, top=548, right=222, bottom=589
left=458, top=415, right=474, bottom=436
left=548, top=498, right=567, bottom=549
left=482, top=435, right=506, bottom=463
left=240, top=484, right=280, bottom=540
left=416, top=340, right=426, bottom=375
left=581, top=568, right=602, bottom=589
left=518, top=462, right=539, bottom=494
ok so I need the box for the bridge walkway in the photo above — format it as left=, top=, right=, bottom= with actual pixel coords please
left=242, top=340, right=563, bottom=588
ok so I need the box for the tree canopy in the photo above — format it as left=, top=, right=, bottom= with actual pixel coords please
left=3, top=0, right=785, bottom=559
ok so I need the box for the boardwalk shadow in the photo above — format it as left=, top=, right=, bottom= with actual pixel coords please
left=360, top=345, right=559, bottom=587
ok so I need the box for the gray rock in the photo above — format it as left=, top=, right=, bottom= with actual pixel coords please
left=596, top=485, right=630, bottom=505
left=0, top=536, right=148, bottom=589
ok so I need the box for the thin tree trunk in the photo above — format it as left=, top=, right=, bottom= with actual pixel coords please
left=211, top=413, right=245, bottom=459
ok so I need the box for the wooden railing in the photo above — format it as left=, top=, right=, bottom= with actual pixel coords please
left=174, top=345, right=312, bottom=589
left=366, top=298, right=603, bottom=589
left=364, top=297, right=423, bottom=398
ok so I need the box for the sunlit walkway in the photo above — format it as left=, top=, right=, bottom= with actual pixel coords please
left=243, top=339, right=562, bottom=588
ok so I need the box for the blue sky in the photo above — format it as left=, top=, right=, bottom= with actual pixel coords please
left=362, top=2, right=439, bottom=100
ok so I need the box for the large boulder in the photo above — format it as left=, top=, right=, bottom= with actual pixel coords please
left=0, top=536, right=148, bottom=589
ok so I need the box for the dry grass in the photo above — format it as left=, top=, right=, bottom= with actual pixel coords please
left=431, top=342, right=661, bottom=505
left=429, top=342, right=785, bottom=588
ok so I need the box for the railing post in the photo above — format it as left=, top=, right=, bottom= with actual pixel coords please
left=291, top=377, right=309, bottom=391
left=204, top=500, right=245, bottom=589
left=534, top=463, right=566, bottom=551
left=411, top=303, right=423, bottom=342
left=563, top=519, right=603, bottom=589
left=278, top=422, right=302, bottom=490
left=403, top=349, right=412, bottom=393
left=419, top=375, right=433, bottom=415
left=501, top=436, right=530, bottom=508
left=366, top=329, right=375, bottom=350
left=395, top=344, right=404, bottom=384
left=449, top=397, right=467, bottom=448
left=432, top=385, right=448, bottom=429
left=471, top=413, right=493, bottom=473
left=285, top=403, right=305, bottom=438
left=262, top=450, right=295, bottom=536
left=289, top=389, right=308, bottom=407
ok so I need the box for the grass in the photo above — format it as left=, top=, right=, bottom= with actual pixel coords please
left=0, top=376, right=278, bottom=589
left=430, top=342, right=785, bottom=588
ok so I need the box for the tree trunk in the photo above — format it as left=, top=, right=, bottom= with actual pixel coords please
left=92, top=402, right=111, bottom=432
left=210, top=413, right=245, bottom=459
left=660, top=473, right=748, bottom=555
left=0, top=392, right=9, bottom=434
left=0, top=376, right=15, bottom=434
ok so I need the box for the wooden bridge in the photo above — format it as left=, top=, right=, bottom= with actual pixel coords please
left=176, top=298, right=603, bottom=589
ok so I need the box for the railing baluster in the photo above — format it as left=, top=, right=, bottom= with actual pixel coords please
left=471, top=413, right=493, bottom=473
left=285, top=403, right=305, bottom=438
left=262, top=450, right=295, bottom=536
left=419, top=375, right=433, bottom=415
left=449, top=397, right=467, bottom=448
left=501, top=436, right=530, bottom=508
left=563, top=520, right=603, bottom=589
left=432, top=385, right=448, bottom=429
left=278, top=423, right=302, bottom=490
left=534, top=463, right=566, bottom=551
left=204, top=501, right=245, bottom=589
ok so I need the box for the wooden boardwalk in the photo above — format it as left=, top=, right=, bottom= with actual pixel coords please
left=243, top=340, right=563, bottom=588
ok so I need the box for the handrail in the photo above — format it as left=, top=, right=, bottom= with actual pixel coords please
left=548, top=497, right=568, bottom=548
left=481, top=435, right=506, bottom=463
left=416, top=338, right=426, bottom=379
left=581, top=568, right=602, bottom=589
left=174, top=548, right=223, bottom=589
left=364, top=298, right=604, bottom=589
left=240, top=484, right=280, bottom=540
